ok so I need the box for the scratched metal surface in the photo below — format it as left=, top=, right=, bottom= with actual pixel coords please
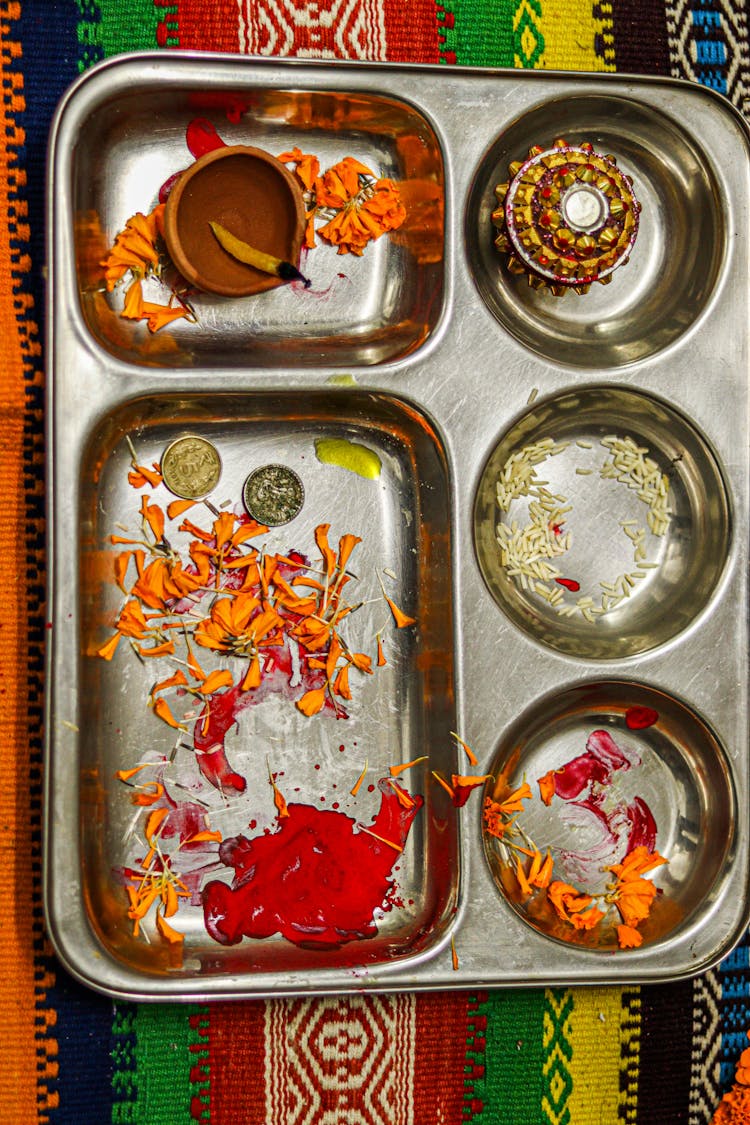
left=45, top=52, right=750, bottom=1000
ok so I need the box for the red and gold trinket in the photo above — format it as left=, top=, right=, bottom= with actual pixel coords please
left=492, top=138, right=641, bottom=295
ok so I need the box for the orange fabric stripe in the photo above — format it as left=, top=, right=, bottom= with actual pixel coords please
left=0, top=3, right=54, bottom=1120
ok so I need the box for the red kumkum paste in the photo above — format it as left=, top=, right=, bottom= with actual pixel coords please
left=625, top=706, right=659, bottom=730
left=202, top=779, right=423, bottom=948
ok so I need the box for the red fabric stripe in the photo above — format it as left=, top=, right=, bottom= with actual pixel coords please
left=173, top=0, right=440, bottom=62
left=206, top=1002, right=267, bottom=1123
left=175, top=0, right=239, bottom=52
left=383, top=0, right=441, bottom=63
left=413, top=991, right=472, bottom=1121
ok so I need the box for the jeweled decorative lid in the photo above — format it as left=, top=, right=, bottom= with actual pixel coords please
left=491, top=138, right=641, bottom=295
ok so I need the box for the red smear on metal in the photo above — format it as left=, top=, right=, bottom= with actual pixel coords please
left=625, top=706, right=659, bottom=730
left=202, top=779, right=422, bottom=947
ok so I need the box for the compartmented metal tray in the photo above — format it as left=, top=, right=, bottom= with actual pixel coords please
left=45, top=52, right=750, bottom=1000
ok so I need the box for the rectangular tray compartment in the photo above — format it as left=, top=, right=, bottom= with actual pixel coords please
left=76, top=388, right=458, bottom=983
left=72, top=83, right=445, bottom=369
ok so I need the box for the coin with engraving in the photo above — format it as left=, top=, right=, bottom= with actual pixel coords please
left=243, top=464, right=305, bottom=526
left=161, top=436, right=222, bottom=499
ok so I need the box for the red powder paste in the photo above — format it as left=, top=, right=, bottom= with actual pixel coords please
left=202, top=779, right=423, bottom=948
left=555, top=577, right=580, bottom=592
left=550, top=728, right=639, bottom=802
left=625, top=706, right=659, bottom=730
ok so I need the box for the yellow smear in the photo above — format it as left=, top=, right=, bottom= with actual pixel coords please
left=315, top=438, right=381, bottom=480
left=325, top=373, right=357, bottom=386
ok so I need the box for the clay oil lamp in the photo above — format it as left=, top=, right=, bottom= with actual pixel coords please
left=164, top=145, right=307, bottom=297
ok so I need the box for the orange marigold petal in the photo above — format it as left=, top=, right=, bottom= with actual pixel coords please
left=198, top=668, right=234, bottom=695
left=296, top=685, right=327, bottom=716
left=384, top=594, right=416, bottom=629
left=155, top=909, right=184, bottom=945
left=152, top=669, right=188, bottom=695
left=616, top=924, right=643, bottom=949
left=167, top=498, right=197, bottom=519
left=538, top=769, right=557, bottom=806
left=152, top=696, right=187, bottom=730
left=145, top=807, right=168, bottom=840
left=314, top=523, right=336, bottom=578
left=97, top=632, right=122, bottom=661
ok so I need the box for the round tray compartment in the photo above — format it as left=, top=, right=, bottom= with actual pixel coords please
left=465, top=95, right=726, bottom=368
left=473, top=385, right=731, bottom=660
left=481, top=680, right=735, bottom=952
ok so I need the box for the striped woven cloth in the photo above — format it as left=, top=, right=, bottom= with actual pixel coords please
left=2, top=1, right=749, bottom=1122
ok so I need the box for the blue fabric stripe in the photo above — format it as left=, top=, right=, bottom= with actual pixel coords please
left=46, top=969, right=116, bottom=1125
left=14, top=0, right=81, bottom=335
left=690, top=0, right=729, bottom=94
left=719, top=932, right=750, bottom=1089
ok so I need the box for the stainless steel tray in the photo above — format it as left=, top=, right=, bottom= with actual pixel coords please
left=45, top=51, right=750, bottom=1000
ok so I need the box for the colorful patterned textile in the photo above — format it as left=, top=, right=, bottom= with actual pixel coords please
left=1, top=1, right=748, bottom=1121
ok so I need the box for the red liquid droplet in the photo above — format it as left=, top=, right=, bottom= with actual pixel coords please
left=625, top=706, right=659, bottom=730
left=555, top=577, right=580, bottom=592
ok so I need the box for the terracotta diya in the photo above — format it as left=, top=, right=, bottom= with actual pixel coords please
left=164, top=145, right=307, bottom=297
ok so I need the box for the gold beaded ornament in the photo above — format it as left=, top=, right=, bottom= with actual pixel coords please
left=492, top=138, right=641, bottom=295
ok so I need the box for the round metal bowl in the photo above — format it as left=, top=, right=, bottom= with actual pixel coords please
left=465, top=95, right=726, bottom=368
left=473, top=384, right=731, bottom=660
left=481, top=680, right=735, bottom=952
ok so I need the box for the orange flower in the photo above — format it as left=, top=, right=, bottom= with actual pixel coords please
left=452, top=732, right=479, bottom=767
left=548, top=881, right=604, bottom=930
left=267, top=763, right=290, bottom=819
left=241, top=655, right=262, bottom=691
left=277, top=146, right=320, bottom=191
left=167, top=497, right=196, bottom=519
left=483, top=782, right=532, bottom=840
left=389, top=756, right=427, bottom=777
left=315, top=156, right=374, bottom=208
left=115, top=599, right=150, bottom=638
left=101, top=208, right=160, bottom=290
left=605, top=846, right=667, bottom=929
left=131, top=557, right=203, bottom=610
left=309, top=157, right=406, bottom=256
left=513, top=849, right=554, bottom=898
left=121, top=278, right=145, bottom=320
left=194, top=595, right=283, bottom=658
left=315, top=522, right=336, bottom=578
left=151, top=669, right=188, bottom=695
left=128, top=460, right=162, bottom=489
left=154, top=908, right=183, bottom=946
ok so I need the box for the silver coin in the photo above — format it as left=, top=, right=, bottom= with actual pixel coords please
left=161, top=436, right=222, bottom=499
left=243, top=464, right=305, bottom=526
